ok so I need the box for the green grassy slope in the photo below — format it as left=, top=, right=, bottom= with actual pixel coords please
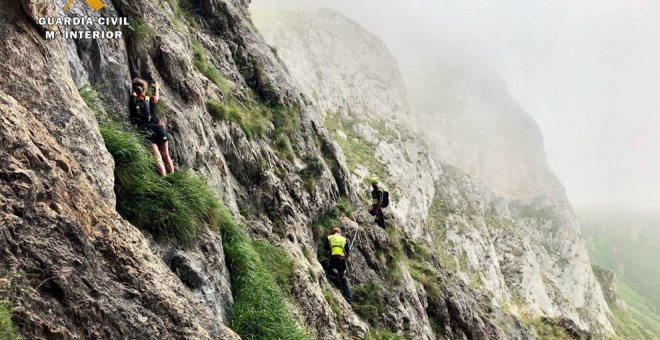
left=616, top=281, right=660, bottom=336
left=578, top=208, right=660, bottom=338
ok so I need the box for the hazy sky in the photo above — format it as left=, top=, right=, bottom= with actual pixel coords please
left=256, top=0, right=660, bottom=212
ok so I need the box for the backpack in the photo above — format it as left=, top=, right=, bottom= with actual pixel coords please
left=381, top=190, right=390, bottom=208
left=130, top=96, right=153, bottom=127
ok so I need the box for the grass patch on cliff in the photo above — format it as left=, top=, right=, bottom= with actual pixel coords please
left=205, top=98, right=301, bottom=153
left=0, top=301, right=20, bottom=340
left=324, top=113, right=398, bottom=201
left=253, top=241, right=297, bottom=296
left=78, top=85, right=103, bottom=116
left=352, top=282, right=387, bottom=326
left=100, top=124, right=222, bottom=245
left=300, top=154, right=324, bottom=191
left=127, top=17, right=153, bottom=40
left=365, top=329, right=402, bottom=340
left=206, top=99, right=270, bottom=139
left=323, top=289, right=343, bottom=319
left=521, top=317, right=569, bottom=340
left=325, top=115, right=387, bottom=179
left=195, top=42, right=302, bottom=157
left=409, top=260, right=442, bottom=299
left=220, top=212, right=309, bottom=340
left=193, top=42, right=230, bottom=95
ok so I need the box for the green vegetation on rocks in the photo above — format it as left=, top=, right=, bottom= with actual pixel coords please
left=325, top=114, right=388, bottom=183
left=99, top=122, right=306, bottom=338
left=580, top=208, right=660, bottom=336
left=193, top=42, right=231, bottom=95
left=221, top=212, right=309, bottom=340
left=253, top=241, right=298, bottom=297
left=409, top=260, right=442, bottom=300
left=78, top=85, right=103, bottom=116
left=300, top=154, right=324, bottom=191
left=322, top=289, right=343, bottom=319
left=194, top=41, right=302, bottom=162
left=0, top=301, right=20, bottom=340
left=352, top=282, right=387, bottom=326
left=100, top=124, right=222, bottom=245
left=206, top=99, right=270, bottom=139
left=126, top=17, right=153, bottom=40
left=365, top=328, right=402, bottom=340
left=521, top=317, right=569, bottom=340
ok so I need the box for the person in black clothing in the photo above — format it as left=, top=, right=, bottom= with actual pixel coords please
left=324, top=227, right=352, bottom=302
left=368, top=176, right=386, bottom=228
left=130, top=78, right=174, bottom=176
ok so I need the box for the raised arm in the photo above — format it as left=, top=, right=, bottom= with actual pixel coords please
left=152, top=81, right=160, bottom=103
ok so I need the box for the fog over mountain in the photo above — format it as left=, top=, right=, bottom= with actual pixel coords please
left=258, top=0, right=660, bottom=212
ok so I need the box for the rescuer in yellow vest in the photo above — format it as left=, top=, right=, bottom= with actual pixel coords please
left=324, top=227, right=352, bottom=302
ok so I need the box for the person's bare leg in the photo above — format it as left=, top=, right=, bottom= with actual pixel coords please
left=149, top=143, right=166, bottom=176
left=159, top=142, right=175, bottom=174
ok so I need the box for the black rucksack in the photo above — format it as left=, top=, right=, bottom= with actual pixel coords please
left=381, top=190, right=390, bottom=208
left=130, top=96, right=154, bottom=127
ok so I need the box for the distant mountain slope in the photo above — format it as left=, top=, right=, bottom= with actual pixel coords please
left=579, top=208, right=660, bottom=336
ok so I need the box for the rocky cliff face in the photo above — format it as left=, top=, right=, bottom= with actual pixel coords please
left=0, top=0, right=613, bottom=339
left=252, top=5, right=613, bottom=336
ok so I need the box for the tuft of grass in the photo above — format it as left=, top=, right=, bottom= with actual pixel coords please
left=100, top=124, right=222, bottom=245
left=249, top=58, right=279, bottom=106
left=322, top=289, right=343, bottom=319
left=274, top=135, right=295, bottom=161
left=206, top=99, right=270, bottom=139
left=335, top=197, right=354, bottom=219
left=365, top=328, right=402, bottom=340
left=253, top=241, right=297, bottom=296
left=193, top=42, right=230, bottom=95
left=173, top=0, right=197, bottom=22
left=0, top=301, right=20, bottom=340
left=78, top=85, right=103, bottom=116
left=127, top=18, right=153, bottom=40
left=521, top=317, right=570, bottom=340
left=221, top=211, right=309, bottom=340
left=271, top=104, right=301, bottom=136
left=206, top=98, right=238, bottom=122
left=352, top=282, right=386, bottom=326
left=409, top=260, right=442, bottom=299
left=408, top=241, right=432, bottom=262
left=300, top=154, right=324, bottom=180
left=300, top=154, right=324, bottom=191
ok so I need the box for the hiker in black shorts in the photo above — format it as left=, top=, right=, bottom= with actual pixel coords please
left=130, top=78, right=174, bottom=176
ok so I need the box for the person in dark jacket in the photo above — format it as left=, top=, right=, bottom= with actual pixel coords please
left=130, top=78, right=174, bottom=176
left=324, top=227, right=351, bottom=302
left=368, top=176, right=386, bottom=228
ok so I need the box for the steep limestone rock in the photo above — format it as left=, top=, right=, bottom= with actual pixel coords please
left=252, top=5, right=613, bottom=335
left=2, top=0, right=363, bottom=338
left=0, top=88, right=237, bottom=339
left=592, top=265, right=627, bottom=310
